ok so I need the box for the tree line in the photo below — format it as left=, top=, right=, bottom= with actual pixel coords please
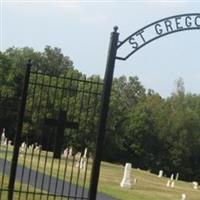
left=0, top=47, right=200, bottom=182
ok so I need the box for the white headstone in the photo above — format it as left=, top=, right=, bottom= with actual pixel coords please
left=192, top=181, right=198, bottom=189
left=79, top=157, right=83, bottom=169
left=171, top=181, right=175, bottom=188
left=64, top=148, right=68, bottom=157
left=158, top=170, right=163, bottom=178
left=20, top=142, right=27, bottom=152
left=69, top=147, right=73, bottom=157
left=175, top=173, right=179, bottom=181
left=34, top=145, right=41, bottom=153
left=21, top=142, right=26, bottom=149
left=3, top=138, right=7, bottom=146
left=170, top=174, right=174, bottom=181
left=20, top=142, right=27, bottom=156
left=83, top=148, right=87, bottom=158
left=181, top=193, right=186, bottom=200
left=8, top=140, right=12, bottom=146
left=1, top=128, right=6, bottom=145
left=120, top=163, right=132, bottom=189
left=75, top=152, right=82, bottom=167
left=166, top=180, right=171, bottom=187
left=77, top=157, right=83, bottom=169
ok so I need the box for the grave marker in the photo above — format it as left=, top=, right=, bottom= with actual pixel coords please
left=68, top=147, right=73, bottom=157
left=83, top=148, right=88, bottom=158
left=64, top=148, right=68, bottom=157
left=158, top=170, right=163, bottom=178
left=181, top=193, right=186, bottom=200
left=192, top=181, right=198, bottom=189
left=171, top=181, right=175, bottom=188
left=166, top=180, right=170, bottom=187
left=45, top=110, right=78, bottom=159
left=120, top=163, right=132, bottom=189
left=170, top=174, right=174, bottom=181
left=175, top=173, right=179, bottom=181
left=75, top=152, right=82, bottom=167
left=1, top=128, right=6, bottom=145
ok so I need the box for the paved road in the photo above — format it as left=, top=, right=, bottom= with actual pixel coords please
left=0, top=158, right=117, bottom=200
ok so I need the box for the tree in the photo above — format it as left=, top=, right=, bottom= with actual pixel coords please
left=172, top=77, right=185, bottom=96
left=103, top=76, right=146, bottom=162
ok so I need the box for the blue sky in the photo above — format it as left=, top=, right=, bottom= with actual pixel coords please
left=1, top=0, right=200, bottom=97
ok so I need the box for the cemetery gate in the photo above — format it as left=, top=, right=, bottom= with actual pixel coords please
left=89, top=13, right=200, bottom=199
left=0, top=61, right=103, bottom=200
left=0, top=13, right=199, bottom=200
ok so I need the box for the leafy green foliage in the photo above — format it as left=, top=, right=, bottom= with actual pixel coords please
left=0, top=47, right=200, bottom=182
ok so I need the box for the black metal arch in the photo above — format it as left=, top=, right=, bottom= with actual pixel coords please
left=116, top=13, right=200, bottom=60
left=89, top=13, right=200, bottom=200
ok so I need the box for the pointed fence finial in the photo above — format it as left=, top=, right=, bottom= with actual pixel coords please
left=113, top=26, right=118, bottom=33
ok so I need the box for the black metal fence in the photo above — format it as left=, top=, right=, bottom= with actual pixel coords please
left=0, top=64, right=103, bottom=200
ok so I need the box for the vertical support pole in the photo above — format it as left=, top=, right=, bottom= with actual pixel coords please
left=88, top=26, right=119, bottom=200
left=8, top=60, right=32, bottom=200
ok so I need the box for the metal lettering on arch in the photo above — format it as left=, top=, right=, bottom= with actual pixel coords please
left=89, top=13, right=200, bottom=200
left=116, top=13, right=200, bottom=60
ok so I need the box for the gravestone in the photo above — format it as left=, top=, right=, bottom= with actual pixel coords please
left=34, top=145, right=42, bottom=153
left=69, top=147, right=73, bottom=157
left=83, top=148, right=88, bottom=158
left=64, top=148, right=68, bottom=157
left=171, top=181, right=175, bottom=188
left=175, top=173, right=179, bottom=181
left=120, top=163, right=132, bottom=189
left=21, top=142, right=26, bottom=149
left=170, top=174, right=174, bottom=181
left=20, top=142, right=27, bottom=152
left=80, top=157, right=87, bottom=170
left=192, top=181, right=198, bottom=189
left=80, top=157, right=84, bottom=169
left=1, top=128, right=6, bottom=145
left=75, top=152, right=82, bottom=167
left=158, top=170, right=163, bottom=178
left=181, top=193, right=186, bottom=200
left=8, top=140, right=12, bottom=146
left=166, top=180, right=171, bottom=187
left=20, top=142, right=27, bottom=157
left=80, top=148, right=88, bottom=170
left=3, top=138, right=7, bottom=146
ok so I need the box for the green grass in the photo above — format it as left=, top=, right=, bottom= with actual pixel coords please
left=98, top=162, right=200, bottom=200
left=0, top=145, right=199, bottom=200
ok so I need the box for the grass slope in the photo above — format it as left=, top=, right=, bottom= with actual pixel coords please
left=0, top=146, right=199, bottom=200
left=99, top=162, right=200, bottom=200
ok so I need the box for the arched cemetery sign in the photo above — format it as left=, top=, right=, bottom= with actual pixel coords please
left=117, top=13, right=200, bottom=60
left=89, top=13, right=200, bottom=200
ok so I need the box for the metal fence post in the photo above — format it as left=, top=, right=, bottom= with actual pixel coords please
left=8, top=60, right=32, bottom=200
left=88, top=26, right=119, bottom=200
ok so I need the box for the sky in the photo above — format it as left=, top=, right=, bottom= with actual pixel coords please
left=0, top=0, right=200, bottom=97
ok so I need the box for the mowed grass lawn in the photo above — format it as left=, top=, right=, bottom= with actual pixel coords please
left=99, top=162, right=200, bottom=200
left=0, top=146, right=199, bottom=200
